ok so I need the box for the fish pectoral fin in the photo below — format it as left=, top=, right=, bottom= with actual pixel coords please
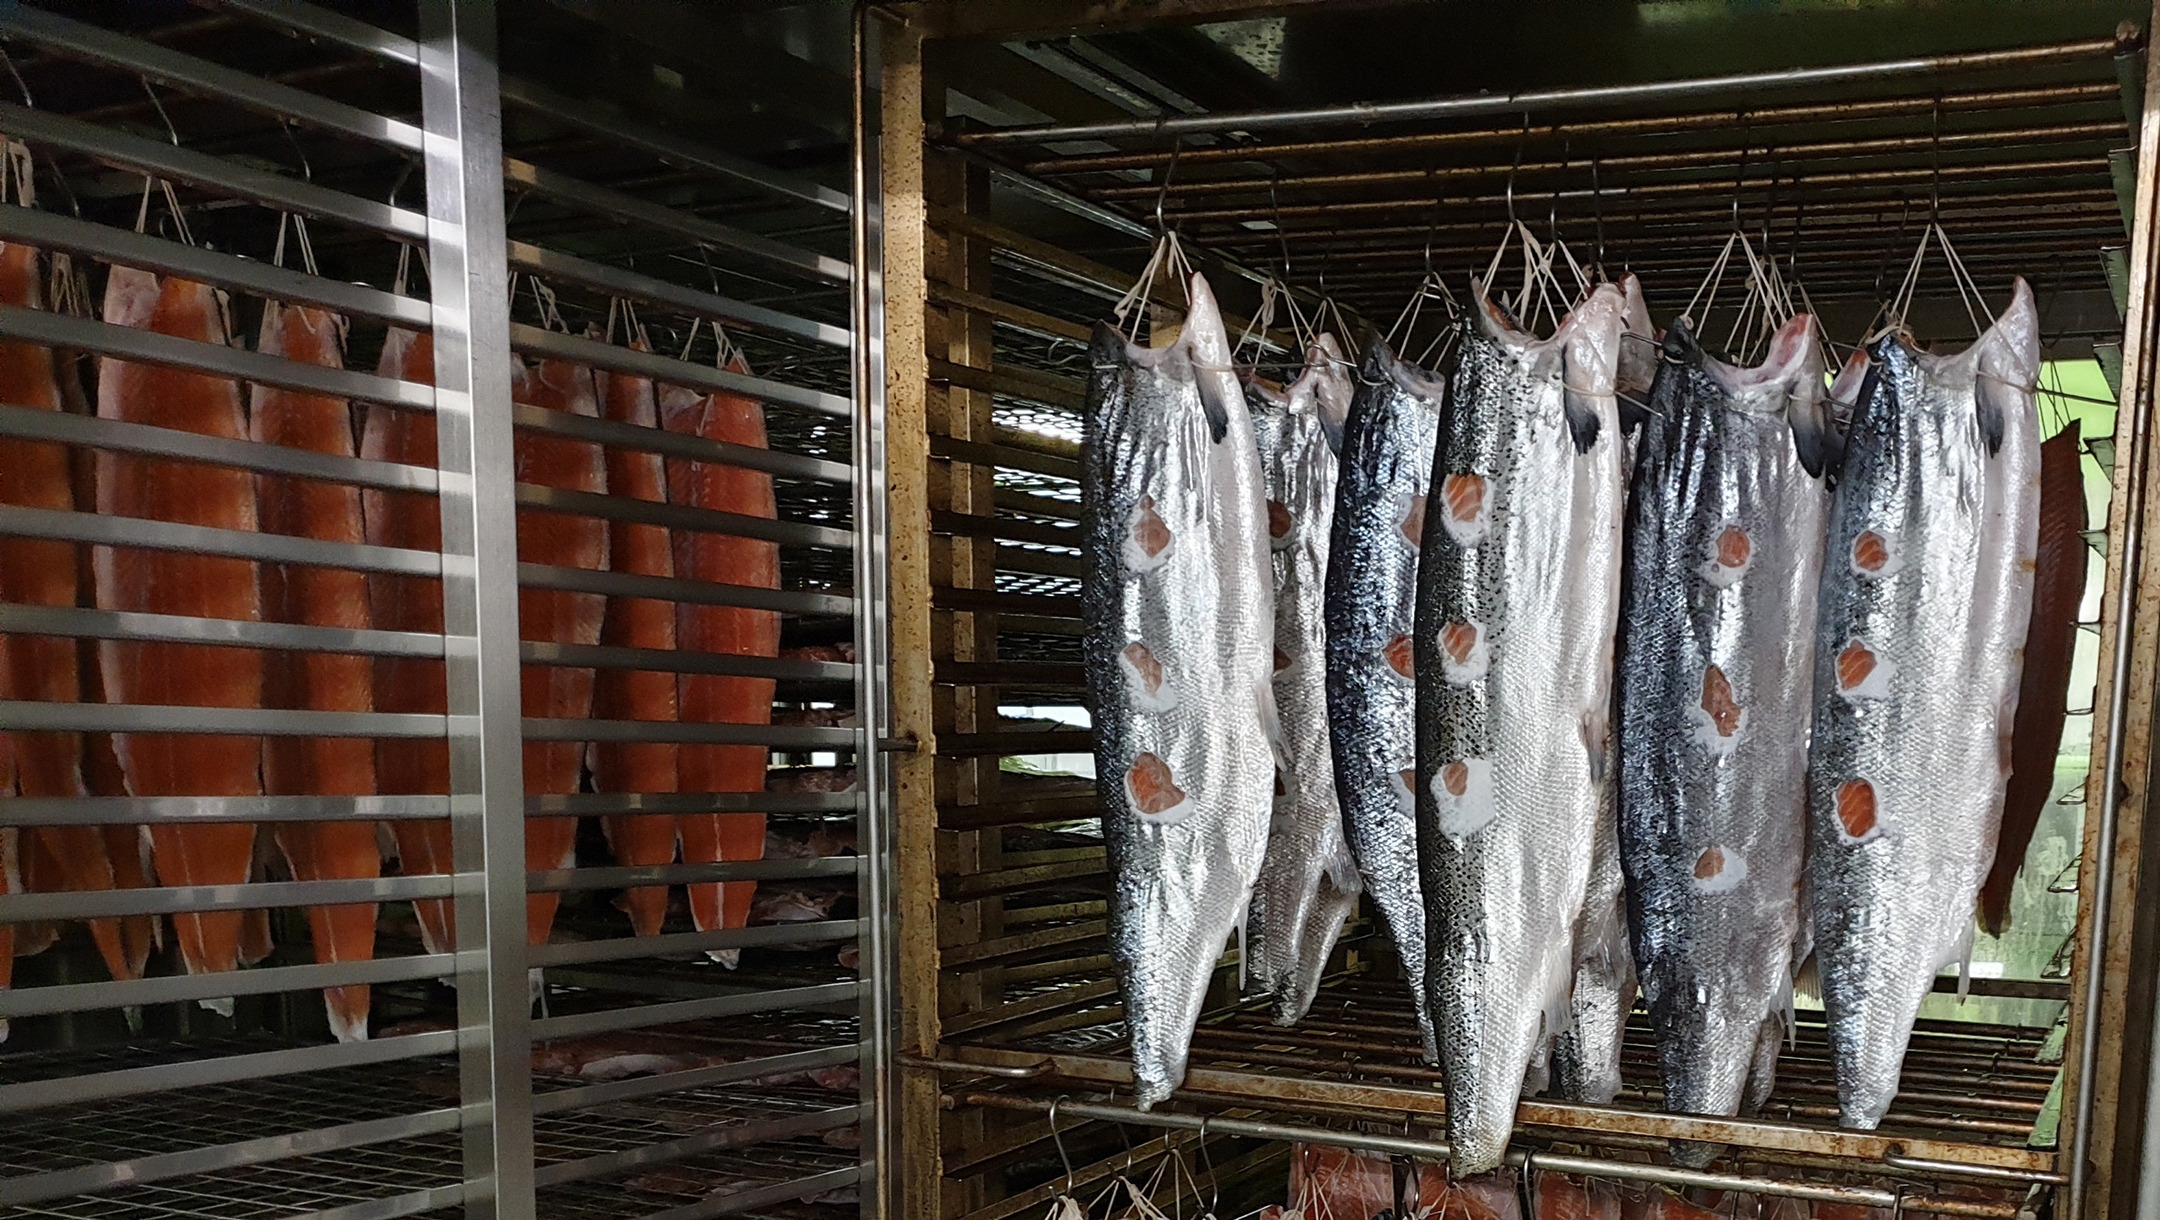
left=1578, top=706, right=1611, bottom=784
left=1256, top=677, right=1291, bottom=772
left=1560, top=385, right=1604, bottom=454
left=1196, top=360, right=1234, bottom=445
left=1973, top=365, right=2013, bottom=456
left=1786, top=377, right=1838, bottom=479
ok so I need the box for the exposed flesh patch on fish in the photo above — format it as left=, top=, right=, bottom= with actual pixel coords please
left=1616, top=311, right=1826, bottom=1152
left=1418, top=278, right=1629, bottom=1172
left=1085, top=273, right=1276, bottom=1107
left=1245, top=336, right=1362, bottom=1026
left=1807, top=279, right=2039, bottom=1128
left=1326, top=337, right=1445, bottom=1062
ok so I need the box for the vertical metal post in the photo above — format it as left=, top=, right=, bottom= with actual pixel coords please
left=853, top=7, right=896, bottom=1220
left=418, top=2, right=535, bottom=1217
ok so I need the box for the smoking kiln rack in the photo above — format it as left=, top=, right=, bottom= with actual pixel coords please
left=0, top=1, right=893, bottom=1218
left=868, top=6, right=2154, bottom=1218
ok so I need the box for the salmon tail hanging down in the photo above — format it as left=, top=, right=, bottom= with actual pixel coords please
left=253, top=298, right=380, bottom=1041
left=1980, top=419, right=2089, bottom=936
left=93, top=265, right=262, bottom=991
left=0, top=228, right=145, bottom=984
left=363, top=328, right=456, bottom=955
left=661, top=358, right=778, bottom=967
left=513, top=356, right=607, bottom=948
left=590, top=335, right=680, bottom=940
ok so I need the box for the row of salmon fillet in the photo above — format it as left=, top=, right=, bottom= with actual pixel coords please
left=1270, top=1143, right=1927, bottom=1220
left=0, top=226, right=825, bottom=1043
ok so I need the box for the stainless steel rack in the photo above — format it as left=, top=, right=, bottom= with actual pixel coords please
left=0, top=1, right=888, bottom=1218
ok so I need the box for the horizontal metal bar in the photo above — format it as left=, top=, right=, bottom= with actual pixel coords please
left=301, top=1185, right=466, bottom=1220
left=529, top=917, right=859, bottom=969
left=515, top=482, right=854, bottom=550
left=534, top=1103, right=861, bottom=1189
left=0, top=873, right=455, bottom=923
left=0, top=603, right=446, bottom=659
left=0, top=1028, right=459, bottom=1114
left=529, top=857, right=860, bottom=895
left=526, top=716, right=856, bottom=749
left=504, top=157, right=849, bottom=282
left=0, top=6, right=424, bottom=152
left=957, top=36, right=2127, bottom=145
left=1883, top=1147, right=2068, bottom=1184
left=528, top=790, right=856, bottom=816
left=215, top=0, right=420, bottom=66
left=0, top=401, right=439, bottom=494
left=530, top=1043, right=858, bottom=1116
left=496, top=75, right=846, bottom=214
left=0, top=99, right=426, bottom=239
left=519, top=561, right=852, bottom=617
left=0, top=207, right=433, bottom=330
left=511, top=400, right=850, bottom=485
left=523, top=639, right=851, bottom=682
left=0, top=1106, right=462, bottom=1207
left=510, top=322, right=851, bottom=418
left=0, top=505, right=442, bottom=575
left=530, top=979, right=863, bottom=1041
left=0, top=793, right=451, bottom=825
left=0, top=700, right=445, bottom=739
left=507, top=240, right=846, bottom=349
left=0, top=949, right=455, bottom=1017
left=0, top=304, right=434, bottom=410
left=643, top=1167, right=861, bottom=1220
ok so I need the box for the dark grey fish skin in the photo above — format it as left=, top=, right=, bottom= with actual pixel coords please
left=1614, top=313, right=1828, bottom=1157
left=1246, top=334, right=1361, bottom=1025
left=1415, top=282, right=1628, bottom=1174
left=1807, top=279, right=2039, bottom=1130
left=1324, top=337, right=1443, bottom=1063
left=1083, top=273, right=1278, bottom=1110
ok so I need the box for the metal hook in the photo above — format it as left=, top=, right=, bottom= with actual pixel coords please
left=140, top=78, right=179, bottom=146
left=1154, top=136, right=1184, bottom=235
left=1422, top=191, right=1443, bottom=278
left=1270, top=174, right=1292, bottom=278
left=1194, top=1116, right=1219, bottom=1219
left=1590, top=156, right=1605, bottom=275
left=1504, top=112, right=1528, bottom=227
left=1048, top=1096, right=1077, bottom=1198
left=1731, top=140, right=1748, bottom=234
left=1929, top=100, right=1943, bottom=225
left=0, top=46, right=32, bottom=109
left=1548, top=136, right=1566, bottom=243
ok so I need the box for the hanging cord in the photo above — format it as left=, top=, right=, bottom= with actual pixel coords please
left=1234, top=274, right=1282, bottom=368
left=1111, top=229, right=1194, bottom=345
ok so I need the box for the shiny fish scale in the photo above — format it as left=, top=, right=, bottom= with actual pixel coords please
left=1324, top=338, right=1443, bottom=1061
left=1807, top=281, right=2038, bottom=1129
left=1415, top=285, right=1627, bottom=1174
left=1616, top=317, right=1826, bottom=1143
left=1247, top=338, right=1362, bottom=1026
left=1082, top=274, right=1277, bottom=1110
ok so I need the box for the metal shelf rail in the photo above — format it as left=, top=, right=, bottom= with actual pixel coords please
left=0, top=1, right=888, bottom=1218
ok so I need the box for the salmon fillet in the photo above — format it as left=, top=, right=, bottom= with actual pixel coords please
left=514, top=357, right=606, bottom=947
left=591, top=350, right=677, bottom=939
left=253, top=300, right=379, bottom=1040
left=0, top=238, right=144, bottom=982
left=361, top=329, right=454, bottom=954
left=81, top=646, right=158, bottom=975
left=659, top=369, right=777, bottom=965
left=93, top=267, right=261, bottom=985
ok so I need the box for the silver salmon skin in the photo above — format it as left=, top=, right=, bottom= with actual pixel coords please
left=1544, top=275, right=1656, bottom=1107
left=1247, top=334, right=1362, bottom=1025
left=1808, top=278, right=2039, bottom=1129
left=1615, top=312, right=1832, bottom=1146
left=1324, top=337, right=1446, bottom=1062
left=1083, top=272, right=1279, bottom=1109
left=1416, top=281, right=1628, bottom=1173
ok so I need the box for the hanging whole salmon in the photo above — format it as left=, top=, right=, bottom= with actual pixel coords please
left=252, top=299, right=380, bottom=1042
left=1615, top=312, right=1831, bottom=1145
left=1245, top=333, right=1360, bottom=1025
left=1808, top=279, right=2039, bottom=1128
left=515, top=357, right=607, bottom=948
left=591, top=346, right=679, bottom=939
left=362, top=328, right=454, bottom=954
left=0, top=234, right=144, bottom=984
left=1415, top=280, right=1628, bottom=1173
left=661, top=361, right=778, bottom=966
left=94, top=265, right=262, bottom=992
left=1978, top=419, right=2088, bottom=935
left=1083, top=272, right=1277, bottom=1109
left=1324, top=335, right=1443, bottom=1061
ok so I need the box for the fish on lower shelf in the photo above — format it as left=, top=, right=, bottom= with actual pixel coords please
left=1807, top=279, right=2040, bottom=1129
left=1082, top=271, right=1276, bottom=1109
